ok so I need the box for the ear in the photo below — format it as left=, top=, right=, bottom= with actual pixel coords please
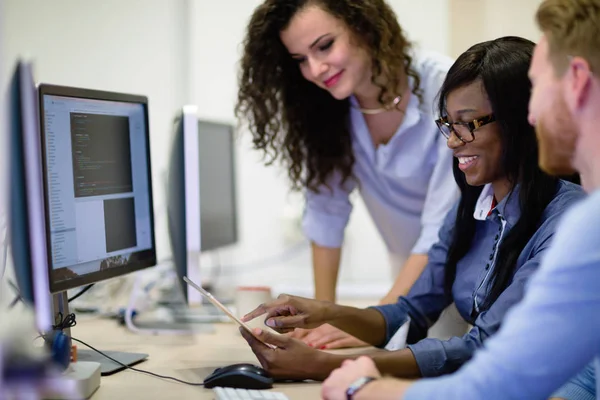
left=565, top=56, right=593, bottom=113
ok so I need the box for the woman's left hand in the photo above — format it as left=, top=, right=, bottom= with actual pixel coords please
left=239, top=327, right=335, bottom=381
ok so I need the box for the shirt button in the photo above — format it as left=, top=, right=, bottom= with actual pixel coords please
left=489, top=254, right=494, bottom=260
left=486, top=263, right=490, bottom=270
left=495, top=234, right=499, bottom=240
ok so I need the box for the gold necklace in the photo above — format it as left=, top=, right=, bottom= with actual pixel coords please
left=353, top=95, right=403, bottom=115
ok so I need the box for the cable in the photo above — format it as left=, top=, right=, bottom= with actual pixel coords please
left=0, top=215, right=8, bottom=282
left=7, top=279, right=22, bottom=309
left=68, top=284, right=94, bottom=303
left=70, top=336, right=204, bottom=386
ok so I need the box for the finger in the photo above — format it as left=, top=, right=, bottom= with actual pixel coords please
left=341, top=359, right=355, bottom=367
left=287, top=328, right=310, bottom=340
left=308, top=328, right=351, bottom=349
left=264, top=314, right=309, bottom=331
left=321, top=336, right=368, bottom=350
left=242, top=295, right=296, bottom=322
left=239, top=326, right=269, bottom=350
left=252, top=327, right=296, bottom=348
left=239, top=327, right=271, bottom=366
left=241, top=301, right=275, bottom=322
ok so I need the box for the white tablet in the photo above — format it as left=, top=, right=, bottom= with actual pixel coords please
left=183, top=276, right=276, bottom=349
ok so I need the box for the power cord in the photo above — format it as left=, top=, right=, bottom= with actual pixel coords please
left=70, top=336, right=204, bottom=387
left=56, top=312, right=203, bottom=386
left=8, top=283, right=95, bottom=311
left=67, top=284, right=94, bottom=303
left=7, top=280, right=22, bottom=309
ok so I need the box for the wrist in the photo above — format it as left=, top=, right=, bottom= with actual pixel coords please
left=347, top=376, right=378, bottom=400
left=314, top=352, right=346, bottom=381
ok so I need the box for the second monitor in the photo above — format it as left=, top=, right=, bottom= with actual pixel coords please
left=167, top=106, right=238, bottom=305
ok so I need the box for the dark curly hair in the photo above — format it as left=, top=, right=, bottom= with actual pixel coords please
left=235, top=0, right=422, bottom=192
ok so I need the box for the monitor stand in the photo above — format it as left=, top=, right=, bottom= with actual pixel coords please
left=45, top=361, right=102, bottom=399
left=53, top=292, right=148, bottom=377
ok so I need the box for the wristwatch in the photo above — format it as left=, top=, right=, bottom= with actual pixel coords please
left=346, top=376, right=377, bottom=400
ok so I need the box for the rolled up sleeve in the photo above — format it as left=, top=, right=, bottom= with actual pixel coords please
left=301, top=172, right=356, bottom=248
left=411, top=134, right=458, bottom=254
left=371, top=204, right=458, bottom=345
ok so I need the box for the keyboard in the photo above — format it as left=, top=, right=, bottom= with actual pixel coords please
left=212, top=387, right=290, bottom=399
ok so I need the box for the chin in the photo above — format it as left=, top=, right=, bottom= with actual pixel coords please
left=464, top=175, right=485, bottom=188
left=324, top=81, right=353, bottom=100
left=540, top=160, right=576, bottom=176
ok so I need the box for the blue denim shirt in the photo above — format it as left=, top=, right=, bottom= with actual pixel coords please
left=372, top=180, right=584, bottom=377
left=405, top=188, right=600, bottom=400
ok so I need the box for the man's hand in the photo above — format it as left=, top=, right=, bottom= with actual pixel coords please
left=321, top=356, right=381, bottom=400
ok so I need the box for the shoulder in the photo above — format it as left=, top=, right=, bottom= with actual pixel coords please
left=528, top=181, right=586, bottom=249
left=543, top=180, right=586, bottom=219
left=554, top=188, right=600, bottom=233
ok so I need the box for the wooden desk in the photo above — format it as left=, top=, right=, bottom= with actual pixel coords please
left=73, top=317, right=323, bottom=400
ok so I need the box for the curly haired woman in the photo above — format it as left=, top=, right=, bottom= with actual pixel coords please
left=235, top=0, right=463, bottom=349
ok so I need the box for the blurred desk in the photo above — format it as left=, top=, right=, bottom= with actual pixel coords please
left=74, top=299, right=378, bottom=400
left=73, top=318, right=320, bottom=400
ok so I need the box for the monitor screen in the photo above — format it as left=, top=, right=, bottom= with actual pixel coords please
left=167, top=110, right=238, bottom=304
left=198, top=120, right=238, bottom=251
left=38, top=84, right=156, bottom=293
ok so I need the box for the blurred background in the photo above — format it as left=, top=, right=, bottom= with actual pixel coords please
left=0, top=0, right=544, bottom=308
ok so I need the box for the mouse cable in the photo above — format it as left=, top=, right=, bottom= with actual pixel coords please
left=70, top=336, right=204, bottom=387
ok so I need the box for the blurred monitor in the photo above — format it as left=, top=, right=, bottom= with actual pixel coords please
left=8, top=60, right=53, bottom=333
left=167, top=106, right=238, bottom=304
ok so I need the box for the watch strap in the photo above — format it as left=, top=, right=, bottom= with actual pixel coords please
left=346, top=376, right=377, bottom=400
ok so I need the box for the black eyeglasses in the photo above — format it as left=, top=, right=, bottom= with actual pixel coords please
left=435, top=114, right=497, bottom=143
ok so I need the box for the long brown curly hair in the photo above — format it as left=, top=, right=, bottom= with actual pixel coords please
left=235, top=0, right=422, bottom=192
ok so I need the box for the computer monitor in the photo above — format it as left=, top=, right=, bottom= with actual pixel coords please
left=167, top=106, right=238, bottom=305
left=9, top=61, right=103, bottom=398
left=8, top=60, right=53, bottom=334
left=36, top=83, right=157, bottom=374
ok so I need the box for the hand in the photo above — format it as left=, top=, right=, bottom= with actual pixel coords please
left=290, top=324, right=368, bottom=350
left=241, top=294, right=333, bottom=333
left=321, top=356, right=381, bottom=400
left=239, top=326, right=333, bottom=381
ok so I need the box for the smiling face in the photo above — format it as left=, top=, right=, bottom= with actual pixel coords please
left=279, top=5, right=372, bottom=100
left=445, top=80, right=505, bottom=188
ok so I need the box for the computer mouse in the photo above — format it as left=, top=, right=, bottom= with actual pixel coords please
left=203, top=363, right=273, bottom=389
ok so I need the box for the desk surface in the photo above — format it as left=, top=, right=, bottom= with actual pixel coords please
left=73, top=299, right=376, bottom=400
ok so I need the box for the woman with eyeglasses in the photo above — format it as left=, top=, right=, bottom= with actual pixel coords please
left=238, top=36, right=584, bottom=382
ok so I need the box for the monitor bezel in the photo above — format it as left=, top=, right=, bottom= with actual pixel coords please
left=37, top=83, right=157, bottom=294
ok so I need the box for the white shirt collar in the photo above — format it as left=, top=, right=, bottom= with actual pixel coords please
left=474, top=183, right=495, bottom=221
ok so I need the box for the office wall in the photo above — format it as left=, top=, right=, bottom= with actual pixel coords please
left=450, top=0, right=543, bottom=57
left=1, top=0, right=542, bottom=304
left=1, top=0, right=190, bottom=256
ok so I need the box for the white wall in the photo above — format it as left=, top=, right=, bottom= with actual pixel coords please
left=1, top=0, right=541, bottom=304
left=2, top=0, right=191, bottom=263
left=450, top=0, right=543, bottom=56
